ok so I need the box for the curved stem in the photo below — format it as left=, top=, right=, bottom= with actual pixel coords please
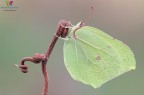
left=18, top=20, right=72, bottom=95
left=21, top=57, right=34, bottom=65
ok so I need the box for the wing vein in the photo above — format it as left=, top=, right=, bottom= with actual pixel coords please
left=77, top=38, right=122, bottom=66
left=85, top=31, right=126, bottom=73
left=74, top=39, right=79, bottom=79
left=87, top=30, right=126, bottom=72
left=78, top=39, right=110, bottom=80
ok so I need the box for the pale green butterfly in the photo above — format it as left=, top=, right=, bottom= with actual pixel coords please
left=63, top=22, right=136, bottom=88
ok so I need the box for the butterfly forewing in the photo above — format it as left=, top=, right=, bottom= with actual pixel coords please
left=63, top=25, right=136, bottom=88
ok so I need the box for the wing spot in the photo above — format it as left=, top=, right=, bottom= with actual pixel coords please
left=96, top=55, right=101, bottom=60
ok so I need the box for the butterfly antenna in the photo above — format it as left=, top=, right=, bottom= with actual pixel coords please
left=83, top=6, right=94, bottom=24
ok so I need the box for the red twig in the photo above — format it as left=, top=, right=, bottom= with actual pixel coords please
left=16, top=20, right=72, bottom=95
left=41, top=62, right=48, bottom=95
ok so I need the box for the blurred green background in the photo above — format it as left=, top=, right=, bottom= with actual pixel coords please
left=0, top=0, right=144, bottom=95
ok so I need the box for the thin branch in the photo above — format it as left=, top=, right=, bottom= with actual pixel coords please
left=16, top=20, right=72, bottom=95
left=41, top=62, right=48, bottom=95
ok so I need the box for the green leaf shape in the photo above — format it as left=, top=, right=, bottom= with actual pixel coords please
left=64, top=26, right=136, bottom=88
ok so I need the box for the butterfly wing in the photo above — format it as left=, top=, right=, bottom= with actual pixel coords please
left=64, top=26, right=136, bottom=88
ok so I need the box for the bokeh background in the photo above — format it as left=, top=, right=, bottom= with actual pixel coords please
left=0, top=0, right=144, bottom=95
